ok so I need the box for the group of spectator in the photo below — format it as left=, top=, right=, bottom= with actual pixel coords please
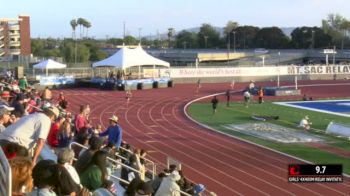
left=117, top=143, right=207, bottom=196
left=0, top=75, right=120, bottom=195
left=0, top=74, right=209, bottom=196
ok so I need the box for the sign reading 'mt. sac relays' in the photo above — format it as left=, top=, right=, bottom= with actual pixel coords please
left=288, top=65, right=350, bottom=75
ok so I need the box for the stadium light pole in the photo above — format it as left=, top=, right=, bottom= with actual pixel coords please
left=227, top=32, right=231, bottom=64
left=204, top=36, right=209, bottom=49
left=311, top=30, right=315, bottom=49
left=233, top=31, right=236, bottom=53
left=278, top=51, right=281, bottom=66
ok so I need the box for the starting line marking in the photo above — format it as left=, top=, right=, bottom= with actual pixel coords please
left=146, top=140, right=157, bottom=143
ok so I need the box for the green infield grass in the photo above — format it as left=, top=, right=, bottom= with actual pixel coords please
left=188, top=101, right=350, bottom=174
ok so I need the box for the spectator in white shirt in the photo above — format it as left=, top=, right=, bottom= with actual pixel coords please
left=0, top=106, right=59, bottom=164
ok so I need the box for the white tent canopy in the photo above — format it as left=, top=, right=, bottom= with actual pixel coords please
left=33, top=59, right=67, bottom=76
left=33, top=59, right=67, bottom=69
left=92, top=46, right=170, bottom=69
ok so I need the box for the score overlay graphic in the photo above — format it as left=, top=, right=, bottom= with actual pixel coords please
left=288, top=164, right=343, bottom=183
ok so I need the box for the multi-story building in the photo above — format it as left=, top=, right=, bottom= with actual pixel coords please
left=0, top=15, right=31, bottom=62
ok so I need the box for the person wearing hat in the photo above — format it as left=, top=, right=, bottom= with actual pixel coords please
left=0, top=90, right=12, bottom=106
left=0, top=105, right=14, bottom=133
left=298, top=115, right=312, bottom=130
left=194, top=184, right=206, bottom=196
left=99, top=115, right=123, bottom=149
left=0, top=106, right=60, bottom=164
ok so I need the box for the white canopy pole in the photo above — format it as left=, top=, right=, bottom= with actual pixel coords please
left=46, top=68, right=48, bottom=76
left=153, top=64, right=156, bottom=78
left=138, top=65, right=141, bottom=79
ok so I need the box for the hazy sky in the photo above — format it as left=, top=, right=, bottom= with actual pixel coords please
left=1, top=0, right=349, bottom=38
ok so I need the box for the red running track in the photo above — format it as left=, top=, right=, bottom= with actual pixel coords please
left=59, top=80, right=350, bottom=195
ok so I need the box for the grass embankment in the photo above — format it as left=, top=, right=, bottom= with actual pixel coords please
left=189, top=101, right=350, bottom=174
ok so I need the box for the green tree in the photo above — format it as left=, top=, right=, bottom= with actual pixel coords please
left=106, top=38, right=124, bottom=46
left=175, top=30, right=198, bottom=49
left=198, top=23, right=221, bottom=48
left=234, top=26, right=260, bottom=48
left=223, top=21, right=239, bottom=49
left=167, top=28, right=175, bottom=48
left=291, top=27, right=332, bottom=49
left=84, top=41, right=107, bottom=61
left=223, top=21, right=239, bottom=34
left=77, top=43, right=90, bottom=62
left=322, top=13, right=346, bottom=47
left=124, top=35, right=138, bottom=45
left=254, top=27, right=290, bottom=49
left=60, top=41, right=74, bottom=63
left=31, top=39, right=45, bottom=57
left=340, top=20, right=350, bottom=49
left=46, top=48, right=60, bottom=57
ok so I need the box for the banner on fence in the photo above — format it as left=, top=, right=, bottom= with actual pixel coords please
left=155, top=65, right=350, bottom=78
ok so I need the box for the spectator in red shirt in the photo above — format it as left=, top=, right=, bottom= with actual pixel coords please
left=75, top=104, right=91, bottom=133
left=47, top=116, right=65, bottom=149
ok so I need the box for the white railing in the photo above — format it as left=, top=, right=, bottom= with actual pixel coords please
left=69, top=142, right=141, bottom=175
left=109, top=174, right=130, bottom=185
left=172, top=189, right=192, bottom=196
left=0, top=147, right=12, bottom=196
left=119, top=146, right=157, bottom=179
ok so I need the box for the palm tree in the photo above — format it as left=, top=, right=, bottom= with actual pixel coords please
left=84, top=20, right=91, bottom=38
left=70, top=19, right=78, bottom=64
left=77, top=18, right=84, bottom=39
left=70, top=19, right=77, bottom=39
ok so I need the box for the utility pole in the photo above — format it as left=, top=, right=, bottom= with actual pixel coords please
left=233, top=31, right=236, bottom=53
left=123, top=21, right=126, bottom=43
left=333, top=45, right=336, bottom=65
left=204, top=36, right=209, bottom=48
left=227, top=32, right=231, bottom=64
left=138, top=27, right=142, bottom=44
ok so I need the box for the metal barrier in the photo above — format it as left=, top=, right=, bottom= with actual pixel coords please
left=109, top=174, right=130, bottom=185
left=172, top=189, right=192, bottom=196
left=167, top=156, right=182, bottom=170
left=0, top=147, right=11, bottom=196
left=119, top=146, right=157, bottom=179
left=69, top=142, right=141, bottom=181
